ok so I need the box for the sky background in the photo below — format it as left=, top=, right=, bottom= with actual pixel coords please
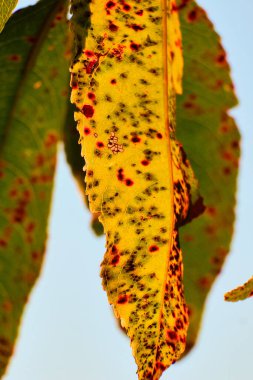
left=4, top=1, right=253, bottom=379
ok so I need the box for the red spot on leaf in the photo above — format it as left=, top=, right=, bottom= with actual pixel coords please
left=111, top=245, right=118, bottom=254
left=32, top=251, right=40, bottom=260
left=125, top=178, right=134, bottom=186
left=206, top=206, right=216, bottom=216
left=109, top=21, right=119, bottom=32
left=175, top=319, right=184, bottom=330
left=26, top=36, right=37, bottom=44
left=111, top=255, right=120, bottom=266
left=9, top=189, right=17, bottom=198
left=187, top=9, right=198, bottom=22
left=36, top=154, right=44, bottom=166
left=8, top=54, right=21, bottom=62
left=45, top=133, right=58, bottom=147
left=156, top=133, right=163, bottom=139
left=216, top=52, right=227, bottom=66
left=106, top=1, right=116, bottom=9
left=26, top=222, right=35, bottom=233
left=82, top=105, right=94, bottom=118
left=117, top=168, right=124, bottom=181
left=84, top=127, right=91, bottom=135
left=136, top=10, right=143, bottom=16
left=156, top=362, right=166, bottom=371
left=71, top=82, right=78, bottom=90
left=175, top=38, right=182, bottom=48
left=231, top=140, right=239, bottom=149
left=223, top=166, right=231, bottom=175
left=131, top=24, right=144, bottom=31
left=86, top=60, right=98, bottom=74
left=141, top=160, right=150, bottom=166
left=88, top=92, right=95, bottom=100
left=205, top=225, right=216, bottom=235
left=0, top=240, right=7, bottom=248
left=131, top=136, right=141, bottom=143
left=117, top=295, right=128, bottom=304
left=122, top=3, right=131, bottom=11
left=130, top=42, right=140, bottom=51
left=198, top=276, right=211, bottom=289
left=84, top=50, right=94, bottom=57
left=184, top=101, right=194, bottom=109
left=149, top=245, right=159, bottom=252
left=96, top=141, right=104, bottom=148
left=111, top=78, right=117, bottom=85
left=167, top=330, right=178, bottom=341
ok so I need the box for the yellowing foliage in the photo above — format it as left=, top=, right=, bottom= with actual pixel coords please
left=70, top=1, right=199, bottom=378
left=225, top=276, right=253, bottom=302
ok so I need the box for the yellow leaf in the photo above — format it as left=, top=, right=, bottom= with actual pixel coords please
left=225, top=276, right=253, bottom=302
left=70, top=1, right=197, bottom=378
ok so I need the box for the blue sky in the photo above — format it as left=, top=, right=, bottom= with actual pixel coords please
left=4, top=1, right=253, bottom=379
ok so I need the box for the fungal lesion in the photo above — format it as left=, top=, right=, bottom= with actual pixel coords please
left=107, top=132, right=124, bottom=154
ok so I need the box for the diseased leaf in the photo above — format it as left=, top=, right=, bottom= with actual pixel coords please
left=70, top=1, right=202, bottom=379
left=0, top=0, right=18, bottom=33
left=63, top=99, right=103, bottom=234
left=176, top=1, right=240, bottom=351
left=225, top=277, right=253, bottom=302
left=0, top=0, right=69, bottom=375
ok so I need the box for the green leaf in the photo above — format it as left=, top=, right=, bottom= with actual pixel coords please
left=0, top=0, right=18, bottom=33
left=176, top=1, right=240, bottom=352
left=0, top=0, right=69, bottom=375
left=225, top=277, right=253, bottom=302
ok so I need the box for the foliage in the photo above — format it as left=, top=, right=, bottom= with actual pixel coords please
left=225, top=276, right=253, bottom=302
left=0, top=0, right=70, bottom=375
left=0, top=0, right=18, bottom=32
left=0, top=0, right=243, bottom=379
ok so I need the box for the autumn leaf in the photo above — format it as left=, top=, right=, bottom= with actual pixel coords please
left=224, top=277, right=253, bottom=302
left=176, top=0, right=240, bottom=351
left=66, top=0, right=240, bottom=355
left=0, top=0, right=18, bottom=32
left=0, top=0, right=69, bottom=375
left=70, top=1, right=203, bottom=379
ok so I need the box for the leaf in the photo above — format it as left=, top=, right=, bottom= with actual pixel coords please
left=225, top=277, right=253, bottom=302
left=175, top=1, right=240, bottom=351
left=0, top=0, right=69, bottom=375
left=63, top=99, right=105, bottom=235
left=70, top=1, right=203, bottom=379
left=0, top=0, right=18, bottom=33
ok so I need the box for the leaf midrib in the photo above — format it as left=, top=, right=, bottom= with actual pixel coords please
left=151, top=0, right=175, bottom=375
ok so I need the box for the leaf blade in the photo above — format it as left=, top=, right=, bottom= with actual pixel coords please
left=0, top=0, right=70, bottom=375
left=176, top=0, right=240, bottom=351
left=225, top=277, right=253, bottom=302
left=70, top=1, right=196, bottom=379
left=0, top=0, right=18, bottom=33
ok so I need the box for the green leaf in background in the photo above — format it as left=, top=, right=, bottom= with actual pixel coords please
left=225, top=276, right=253, bottom=302
left=176, top=1, right=240, bottom=352
left=0, top=0, right=18, bottom=33
left=0, top=0, right=69, bottom=375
